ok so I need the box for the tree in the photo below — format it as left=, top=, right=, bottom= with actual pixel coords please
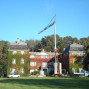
left=41, top=35, right=63, bottom=52
left=80, top=37, right=89, bottom=71
left=0, top=41, right=9, bottom=72
left=26, top=35, right=80, bottom=53
left=26, top=40, right=41, bottom=52
left=41, top=35, right=54, bottom=52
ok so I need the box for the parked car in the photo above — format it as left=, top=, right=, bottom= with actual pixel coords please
left=7, top=74, right=20, bottom=78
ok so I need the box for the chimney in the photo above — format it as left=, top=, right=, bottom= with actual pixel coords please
left=17, top=38, right=20, bottom=43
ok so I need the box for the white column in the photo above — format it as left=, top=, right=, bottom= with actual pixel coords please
left=54, top=62, right=57, bottom=74
left=59, top=63, right=62, bottom=75
left=40, top=70, right=44, bottom=75
left=40, top=68, right=44, bottom=75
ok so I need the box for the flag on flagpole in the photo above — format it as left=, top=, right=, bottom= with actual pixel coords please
left=38, top=21, right=55, bottom=34
left=38, top=15, right=56, bottom=34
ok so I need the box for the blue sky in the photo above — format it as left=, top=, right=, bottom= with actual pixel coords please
left=0, top=0, right=89, bottom=42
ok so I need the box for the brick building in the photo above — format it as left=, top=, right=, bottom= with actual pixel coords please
left=7, top=38, right=29, bottom=75
left=60, top=43, right=85, bottom=73
left=7, top=38, right=60, bottom=76
left=29, top=50, right=58, bottom=75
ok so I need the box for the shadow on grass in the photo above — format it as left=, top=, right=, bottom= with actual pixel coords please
left=0, top=77, right=89, bottom=89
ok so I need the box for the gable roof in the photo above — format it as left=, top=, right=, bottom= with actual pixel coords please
left=64, top=43, right=85, bottom=53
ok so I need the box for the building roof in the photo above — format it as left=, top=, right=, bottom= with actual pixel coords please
left=36, top=51, right=50, bottom=55
left=8, top=45, right=29, bottom=51
left=10, top=38, right=27, bottom=45
left=29, top=51, right=59, bottom=56
left=8, top=38, right=29, bottom=51
left=64, top=43, right=85, bottom=53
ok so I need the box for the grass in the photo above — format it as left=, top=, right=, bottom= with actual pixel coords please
left=0, top=77, right=89, bottom=89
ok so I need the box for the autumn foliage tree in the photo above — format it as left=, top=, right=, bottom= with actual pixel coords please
left=0, top=41, right=9, bottom=72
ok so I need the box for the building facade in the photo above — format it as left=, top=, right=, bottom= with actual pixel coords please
left=7, top=38, right=61, bottom=76
left=7, top=38, right=29, bottom=76
left=29, top=50, right=56, bottom=75
left=60, top=43, right=85, bottom=73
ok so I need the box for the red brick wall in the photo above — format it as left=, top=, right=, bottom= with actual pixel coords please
left=30, top=55, right=54, bottom=70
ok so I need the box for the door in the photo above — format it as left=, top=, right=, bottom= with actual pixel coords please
left=43, top=69, right=47, bottom=75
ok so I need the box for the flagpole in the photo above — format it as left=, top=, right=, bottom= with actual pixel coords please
left=54, top=15, right=56, bottom=52
left=54, top=14, right=57, bottom=74
left=54, top=14, right=59, bottom=75
left=38, top=14, right=59, bottom=75
left=54, top=14, right=57, bottom=63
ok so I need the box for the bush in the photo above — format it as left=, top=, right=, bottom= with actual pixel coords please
left=69, top=63, right=83, bottom=75
left=31, top=71, right=39, bottom=75
left=49, top=70, right=54, bottom=76
left=20, top=74, right=29, bottom=77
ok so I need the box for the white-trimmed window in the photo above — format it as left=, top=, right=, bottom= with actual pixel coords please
left=11, top=68, right=16, bottom=74
left=13, top=51, right=17, bottom=54
left=41, top=55, right=47, bottom=58
left=42, top=62, right=47, bottom=67
left=20, top=67, right=24, bottom=74
left=21, top=58, right=24, bottom=64
left=12, top=59, right=16, bottom=64
left=30, top=55, right=35, bottom=58
left=30, top=62, right=36, bottom=66
left=21, top=51, right=24, bottom=54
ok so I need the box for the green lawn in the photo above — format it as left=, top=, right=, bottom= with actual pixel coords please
left=0, top=77, right=89, bottom=89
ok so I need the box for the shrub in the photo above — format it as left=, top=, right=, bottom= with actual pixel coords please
left=31, top=71, right=39, bottom=75
left=49, top=70, right=54, bottom=76
left=69, top=62, right=83, bottom=75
